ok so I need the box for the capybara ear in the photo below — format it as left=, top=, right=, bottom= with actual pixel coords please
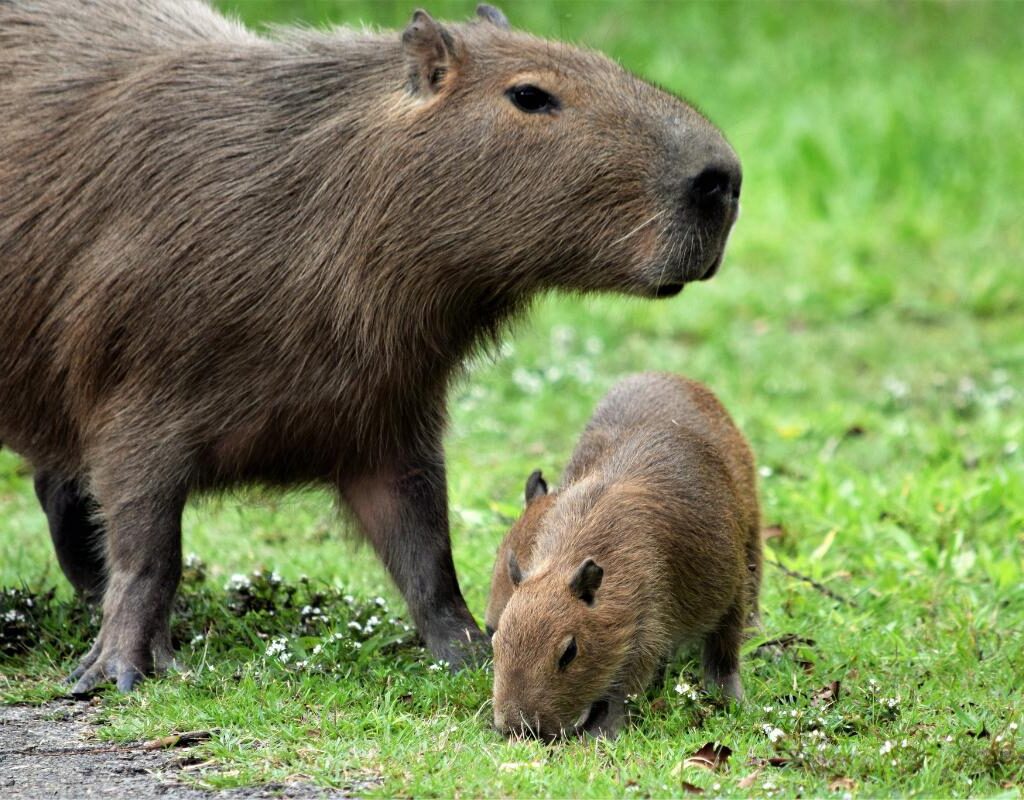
left=402, top=9, right=456, bottom=95
left=508, top=551, right=524, bottom=587
left=569, top=558, right=603, bottom=605
left=475, top=4, right=509, bottom=29
left=524, top=469, right=548, bottom=503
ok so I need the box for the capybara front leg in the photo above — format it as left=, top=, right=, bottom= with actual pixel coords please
left=702, top=601, right=745, bottom=701
left=344, top=457, right=486, bottom=669
left=34, top=470, right=106, bottom=603
left=69, top=490, right=183, bottom=694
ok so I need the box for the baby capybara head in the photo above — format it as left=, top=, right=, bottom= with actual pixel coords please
left=491, top=552, right=630, bottom=740
left=391, top=5, right=741, bottom=299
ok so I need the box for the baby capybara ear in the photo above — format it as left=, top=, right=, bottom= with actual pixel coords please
left=402, top=9, right=456, bottom=94
left=475, top=4, right=509, bottom=29
left=524, top=469, right=548, bottom=504
left=569, top=558, right=603, bottom=605
left=508, top=552, right=524, bottom=587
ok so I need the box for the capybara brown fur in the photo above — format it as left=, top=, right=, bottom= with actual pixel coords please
left=0, top=1, right=742, bottom=693
left=489, top=373, right=761, bottom=739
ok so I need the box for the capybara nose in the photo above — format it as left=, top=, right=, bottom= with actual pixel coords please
left=688, top=160, right=742, bottom=208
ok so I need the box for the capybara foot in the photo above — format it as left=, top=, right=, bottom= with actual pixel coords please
left=69, top=626, right=176, bottom=694
left=705, top=668, right=744, bottom=702
left=425, top=622, right=491, bottom=670
left=578, top=693, right=626, bottom=739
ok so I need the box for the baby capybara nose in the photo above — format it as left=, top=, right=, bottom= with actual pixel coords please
left=688, top=160, right=742, bottom=208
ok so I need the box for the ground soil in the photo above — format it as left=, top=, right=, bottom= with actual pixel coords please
left=0, top=700, right=365, bottom=799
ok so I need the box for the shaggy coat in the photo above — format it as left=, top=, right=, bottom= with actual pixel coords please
left=0, top=1, right=741, bottom=693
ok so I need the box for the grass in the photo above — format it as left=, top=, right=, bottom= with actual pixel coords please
left=2, top=0, right=1022, bottom=796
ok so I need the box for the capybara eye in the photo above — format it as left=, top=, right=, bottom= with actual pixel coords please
left=558, top=637, right=577, bottom=670
left=507, top=84, right=559, bottom=114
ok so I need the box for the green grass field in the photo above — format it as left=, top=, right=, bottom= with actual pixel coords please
left=2, top=1, right=1022, bottom=796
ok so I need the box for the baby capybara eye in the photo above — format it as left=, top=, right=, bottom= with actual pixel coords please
left=507, top=84, right=559, bottom=114
left=558, top=637, right=578, bottom=670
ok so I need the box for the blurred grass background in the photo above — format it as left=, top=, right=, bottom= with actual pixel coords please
left=2, top=1, right=1021, bottom=796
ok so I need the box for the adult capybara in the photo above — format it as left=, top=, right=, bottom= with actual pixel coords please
left=489, top=373, right=761, bottom=739
left=0, top=2, right=742, bottom=693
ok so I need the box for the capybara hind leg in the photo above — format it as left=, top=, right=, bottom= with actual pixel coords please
left=344, top=455, right=486, bottom=669
left=702, top=602, right=744, bottom=701
left=69, top=488, right=183, bottom=694
left=34, top=471, right=106, bottom=602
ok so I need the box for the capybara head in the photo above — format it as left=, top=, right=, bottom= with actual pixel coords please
left=390, top=5, right=741, bottom=300
left=491, top=548, right=630, bottom=740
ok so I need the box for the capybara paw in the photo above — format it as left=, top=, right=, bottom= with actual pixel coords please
left=69, top=651, right=145, bottom=695
left=707, top=669, right=743, bottom=701
left=68, top=631, right=175, bottom=695
left=428, top=625, right=491, bottom=670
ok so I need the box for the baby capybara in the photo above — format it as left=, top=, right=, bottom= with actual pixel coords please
left=489, top=373, right=761, bottom=739
left=0, top=1, right=741, bottom=693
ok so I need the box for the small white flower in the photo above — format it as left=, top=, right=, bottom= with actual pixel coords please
left=312, top=644, right=322, bottom=655
left=901, top=739, right=909, bottom=748
left=265, top=636, right=289, bottom=658
left=190, top=633, right=205, bottom=645
left=343, top=594, right=355, bottom=604
left=946, top=735, right=954, bottom=742
left=1009, top=722, right=1019, bottom=732
left=763, top=705, right=774, bottom=713
left=374, top=597, right=387, bottom=608
left=348, top=621, right=363, bottom=632
left=762, top=724, right=785, bottom=743
left=880, top=740, right=895, bottom=755
left=226, top=573, right=251, bottom=591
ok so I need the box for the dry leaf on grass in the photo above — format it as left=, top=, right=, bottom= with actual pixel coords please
left=142, top=729, right=214, bottom=750
left=829, top=776, right=856, bottom=791
left=811, top=680, right=841, bottom=708
left=683, top=741, right=732, bottom=771
left=739, top=768, right=763, bottom=788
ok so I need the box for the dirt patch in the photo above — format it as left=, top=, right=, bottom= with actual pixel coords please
left=0, top=700, right=363, bottom=799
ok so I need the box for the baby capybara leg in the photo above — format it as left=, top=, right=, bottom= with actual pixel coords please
left=702, top=602, right=745, bottom=701
left=34, top=470, right=106, bottom=603
left=343, top=451, right=486, bottom=668
left=69, top=485, right=183, bottom=694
